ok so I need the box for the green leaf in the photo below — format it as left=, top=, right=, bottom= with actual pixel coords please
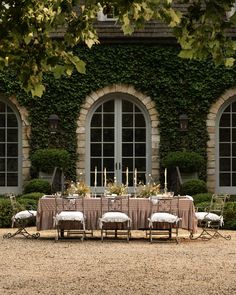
left=31, top=83, right=45, bottom=97
left=225, top=57, right=235, bottom=67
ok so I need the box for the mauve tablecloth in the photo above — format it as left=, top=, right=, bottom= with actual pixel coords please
left=37, top=197, right=198, bottom=233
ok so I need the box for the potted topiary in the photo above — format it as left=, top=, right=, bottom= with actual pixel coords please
left=31, top=148, right=70, bottom=182
left=163, top=151, right=204, bottom=183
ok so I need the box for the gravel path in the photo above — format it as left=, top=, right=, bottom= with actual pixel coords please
left=0, top=228, right=235, bottom=295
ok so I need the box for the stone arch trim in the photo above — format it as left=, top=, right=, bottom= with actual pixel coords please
left=76, top=84, right=160, bottom=181
left=8, top=95, right=31, bottom=187
left=207, top=87, right=236, bottom=192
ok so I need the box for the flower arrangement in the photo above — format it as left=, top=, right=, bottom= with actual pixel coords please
left=106, top=182, right=128, bottom=196
left=137, top=183, right=161, bottom=198
left=65, top=181, right=90, bottom=197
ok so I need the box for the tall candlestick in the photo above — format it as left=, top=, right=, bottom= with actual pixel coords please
left=104, top=167, right=107, bottom=188
left=164, top=168, right=167, bottom=192
left=94, top=166, right=97, bottom=187
left=126, top=167, right=129, bottom=187
left=134, top=168, right=137, bottom=187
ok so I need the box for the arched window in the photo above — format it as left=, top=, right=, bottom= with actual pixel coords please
left=86, top=93, right=151, bottom=194
left=217, top=98, right=236, bottom=193
left=0, top=99, right=21, bottom=193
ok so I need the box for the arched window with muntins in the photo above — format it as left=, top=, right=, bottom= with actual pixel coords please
left=218, top=99, right=236, bottom=193
left=87, top=92, right=151, bottom=194
left=0, top=100, right=20, bottom=191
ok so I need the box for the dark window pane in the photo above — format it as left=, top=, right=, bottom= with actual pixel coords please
left=106, top=172, right=115, bottom=184
left=103, top=100, right=114, bottom=112
left=0, top=102, right=5, bottom=112
left=7, top=158, right=18, bottom=171
left=233, top=144, right=236, bottom=156
left=7, top=106, right=13, bottom=113
left=122, top=100, right=133, bottom=112
left=90, top=158, right=102, bottom=171
left=103, top=114, right=114, bottom=127
left=232, top=158, right=236, bottom=171
left=122, top=172, right=132, bottom=186
left=122, top=114, right=133, bottom=127
left=233, top=114, right=236, bottom=127
left=0, top=173, right=5, bottom=186
left=233, top=129, right=236, bottom=142
left=135, top=114, right=145, bottom=127
left=219, top=143, right=230, bottom=156
left=95, top=105, right=102, bottom=112
left=232, top=173, right=236, bottom=186
left=0, top=114, right=5, bottom=127
left=91, top=114, right=101, bottom=127
left=219, top=173, right=230, bottom=186
left=0, top=144, right=5, bottom=156
left=219, top=128, right=230, bottom=142
left=7, top=129, right=18, bottom=142
left=135, top=143, right=146, bottom=156
left=135, top=158, right=146, bottom=171
left=7, top=114, right=17, bottom=127
left=91, top=144, right=101, bottom=156
left=135, top=105, right=141, bottom=112
left=135, top=129, right=146, bottom=141
left=0, top=159, right=5, bottom=171
left=232, top=102, right=236, bottom=112
left=0, top=130, right=5, bottom=142
left=137, top=172, right=146, bottom=184
left=220, top=114, right=230, bottom=127
left=103, top=158, right=114, bottom=170
left=122, top=158, right=133, bottom=171
left=122, top=129, right=133, bottom=142
left=122, top=143, right=133, bottom=157
left=220, top=158, right=230, bottom=171
left=91, top=129, right=101, bottom=142
left=103, top=144, right=114, bottom=156
left=103, top=129, right=114, bottom=142
left=7, top=144, right=18, bottom=156
left=7, top=173, right=18, bottom=186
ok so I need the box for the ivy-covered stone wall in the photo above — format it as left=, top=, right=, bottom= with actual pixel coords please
left=1, top=44, right=236, bottom=182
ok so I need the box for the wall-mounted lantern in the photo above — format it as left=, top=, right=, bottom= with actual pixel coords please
left=48, top=114, right=59, bottom=134
left=179, top=114, right=189, bottom=132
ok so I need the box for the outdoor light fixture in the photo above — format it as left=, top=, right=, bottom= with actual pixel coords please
left=48, top=114, right=59, bottom=134
left=179, top=114, right=188, bottom=132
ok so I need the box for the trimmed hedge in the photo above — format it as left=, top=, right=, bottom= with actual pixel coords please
left=180, top=179, right=207, bottom=195
left=163, top=151, right=205, bottom=173
left=23, top=178, right=51, bottom=194
left=31, top=148, right=70, bottom=173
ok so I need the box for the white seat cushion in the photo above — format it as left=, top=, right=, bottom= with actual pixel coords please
left=195, top=212, right=223, bottom=226
left=55, top=211, right=84, bottom=223
left=14, top=210, right=37, bottom=220
left=99, top=212, right=131, bottom=229
left=150, top=212, right=180, bottom=224
left=101, top=212, right=130, bottom=223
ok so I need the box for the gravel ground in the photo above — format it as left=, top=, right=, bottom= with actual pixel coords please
left=0, top=228, right=235, bottom=295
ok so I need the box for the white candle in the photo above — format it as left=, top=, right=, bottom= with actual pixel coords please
left=134, top=168, right=137, bottom=187
left=94, top=166, right=97, bottom=187
left=126, top=167, right=129, bottom=187
left=164, top=168, right=167, bottom=191
left=104, top=167, right=107, bottom=187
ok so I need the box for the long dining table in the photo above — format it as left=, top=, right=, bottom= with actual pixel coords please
left=36, top=196, right=198, bottom=234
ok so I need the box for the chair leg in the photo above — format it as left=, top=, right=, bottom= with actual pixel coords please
left=190, top=227, right=231, bottom=241
left=3, top=226, right=40, bottom=239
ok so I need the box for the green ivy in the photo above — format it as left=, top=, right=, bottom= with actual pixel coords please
left=1, top=44, right=236, bottom=182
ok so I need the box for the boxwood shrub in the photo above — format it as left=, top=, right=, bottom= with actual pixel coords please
left=23, top=178, right=51, bottom=194
left=163, top=151, right=204, bottom=173
left=180, top=179, right=207, bottom=196
left=31, top=148, right=70, bottom=173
